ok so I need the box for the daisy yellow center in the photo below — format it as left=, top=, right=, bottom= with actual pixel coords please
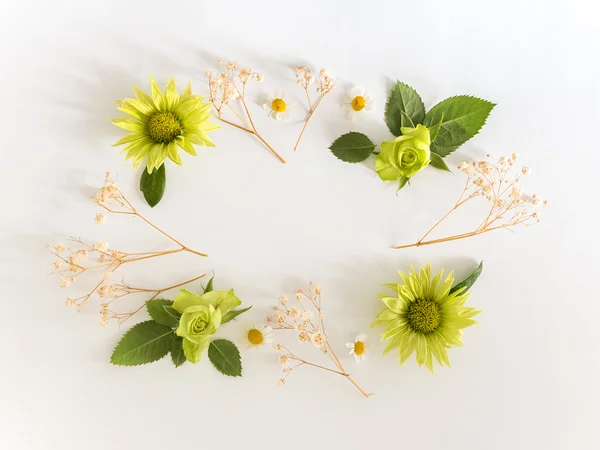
left=147, top=111, right=182, bottom=144
left=353, top=341, right=365, bottom=356
left=247, top=328, right=264, bottom=345
left=351, top=95, right=366, bottom=111
left=407, top=298, right=442, bottom=334
left=271, top=98, right=287, bottom=113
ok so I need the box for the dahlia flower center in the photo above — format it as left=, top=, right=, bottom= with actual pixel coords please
left=248, top=328, right=264, bottom=345
left=351, top=95, right=366, bottom=111
left=407, top=298, right=441, bottom=334
left=353, top=341, right=366, bottom=355
left=147, top=111, right=182, bottom=143
left=271, top=98, right=287, bottom=112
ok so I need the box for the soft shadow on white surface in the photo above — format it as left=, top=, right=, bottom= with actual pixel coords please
left=1, top=1, right=599, bottom=449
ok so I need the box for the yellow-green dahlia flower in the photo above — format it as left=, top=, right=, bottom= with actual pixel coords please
left=112, top=76, right=218, bottom=173
left=172, top=289, right=241, bottom=363
left=372, top=265, right=481, bottom=372
left=376, top=124, right=431, bottom=181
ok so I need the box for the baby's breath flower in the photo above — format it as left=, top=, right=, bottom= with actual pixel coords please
left=302, top=310, right=314, bottom=321
left=298, top=331, right=310, bottom=343
left=309, top=331, right=326, bottom=349
left=277, top=378, right=286, bottom=387
left=93, top=241, right=108, bottom=252
left=95, top=213, right=106, bottom=224
left=279, top=355, right=289, bottom=365
left=288, top=307, right=301, bottom=319
left=54, top=242, right=65, bottom=253
left=60, top=276, right=75, bottom=288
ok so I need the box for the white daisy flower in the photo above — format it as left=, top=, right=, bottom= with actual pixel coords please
left=346, top=333, right=368, bottom=363
left=342, top=87, right=374, bottom=121
left=243, top=324, right=274, bottom=349
left=262, top=90, right=291, bottom=120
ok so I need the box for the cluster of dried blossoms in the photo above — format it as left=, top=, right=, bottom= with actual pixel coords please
left=47, top=173, right=206, bottom=325
left=267, top=283, right=370, bottom=398
left=292, top=66, right=335, bottom=151
left=206, top=60, right=286, bottom=164
left=395, top=154, right=547, bottom=249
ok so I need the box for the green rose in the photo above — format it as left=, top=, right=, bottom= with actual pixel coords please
left=172, top=289, right=241, bottom=363
left=376, top=124, right=431, bottom=182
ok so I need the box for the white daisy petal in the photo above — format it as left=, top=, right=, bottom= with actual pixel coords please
left=346, top=342, right=355, bottom=349
left=357, top=333, right=368, bottom=342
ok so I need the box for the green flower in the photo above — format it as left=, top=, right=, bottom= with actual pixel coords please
left=172, top=289, right=241, bottom=363
left=376, top=124, right=431, bottom=182
left=112, top=76, right=219, bottom=173
left=371, top=265, right=481, bottom=372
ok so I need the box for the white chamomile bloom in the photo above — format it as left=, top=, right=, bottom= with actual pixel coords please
left=346, top=333, right=368, bottom=363
left=243, top=324, right=274, bottom=349
left=343, top=87, right=374, bottom=121
left=262, top=90, right=291, bottom=120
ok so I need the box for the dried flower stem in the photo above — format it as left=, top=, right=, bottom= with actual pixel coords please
left=269, top=283, right=370, bottom=398
left=394, top=154, right=546, bottom=249
left=207, top=61, right=286, bottom=164
left=49, top=173, right=208, bottom=325
left=292, top=67, right=335, bottom=151
left=102, top=273, right=206, bottom=324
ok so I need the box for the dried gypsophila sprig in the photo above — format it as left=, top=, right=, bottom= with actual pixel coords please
left=394, top=154, right=547, bottom=249
left=292, top=66, right=335, bottom=151
left=267, top=282, right=370, bottom=398
left=47, top=172, right=207, bottom=325
left=206, top=60, right=286, bottom=164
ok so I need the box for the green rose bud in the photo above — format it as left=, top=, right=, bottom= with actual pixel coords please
left=172, top=289, right=241, bottom=363
left=376, top=124, right=431, bottom=182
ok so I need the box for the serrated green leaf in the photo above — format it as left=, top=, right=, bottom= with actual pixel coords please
left=170, top=336, right=186, bottom=368
left=221, top=305, right=252, bottom=325
left=208, top=339, right=242, bottom=377
left=203, top=274, right=215, bottom=293
left=140, top=163, right=166, bottom=208
left=110, top=321, right=173, bottom=366
left=429, top=112, right=444, bottom=143
left=329, top=132, right=376, bottom=163
left=429, top=153, right=452, bottom=173
left=385, top=81, right=425, bottom=136
left=163, top=305, right=181, bottom=321
left=146, top=299, right=179, bottom=328
left=423, top=96, right=495, bottom=157
left=450, top=261, right=484, bottom=295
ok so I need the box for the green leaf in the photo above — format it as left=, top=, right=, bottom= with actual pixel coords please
left=203, top=274, right=215, bottom=293
left=384, top=81, right=425, bottom=136
left=423, top=96, right=496, bottom=157
left=208, top=339, right=242, bottom=377
left=140, top=163, right=166, bottom=207
left=221, top=305, right=253, bottom=325
left=429, top=153, right=452, bottom=173
left=329, top=132, right=376, bottom=163
left=429, top=112, right=444, bottom=143
left=110, top=321, right=173, bottom=366
left=146, top=299, right=179, bottom=328
left=163, top=305, right=182, bottom=322
left=170, top=336, right=186, bottom=368
left=450, top=261, right=484, bottom=295
left=397, top=176, right=410, bottom=192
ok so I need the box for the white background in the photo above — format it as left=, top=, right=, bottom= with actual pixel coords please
left=1, top=1, right=599, bottom=449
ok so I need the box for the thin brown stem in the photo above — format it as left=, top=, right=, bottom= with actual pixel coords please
left=394, top=226, right=508, bottom=249
left=118, top=273, right=206, bottom=324
left=294, top=94, right=325, bottom=151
